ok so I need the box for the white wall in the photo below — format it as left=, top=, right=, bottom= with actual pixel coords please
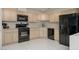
left=0, top=9, right=2, bottom=49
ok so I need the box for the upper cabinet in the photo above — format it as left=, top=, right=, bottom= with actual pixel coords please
left=17, top=8, right=28, bottom=15
left=28, top=13, right=49, bottom=22
left=17, top=8, right=27, bottom=12
left=48, top=13, right=60, bottom=22
left=28, top=13, right=40, bottom=22
left=39, top=13, right=49, bottom=21
left=3, top=8, right=17, bottom=21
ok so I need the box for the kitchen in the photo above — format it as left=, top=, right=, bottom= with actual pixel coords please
left=0, top=8, right=79, bottom=50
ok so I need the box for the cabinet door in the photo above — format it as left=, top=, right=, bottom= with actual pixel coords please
left=4, top=31, right=13, bottom=45
left=49, top=13, right=59, bottom=22
left=3, top=8, right=17, bottom=21
left=17, top=8, right=27, bottom=12
left=28, top=13, right=39, bottom=22
left=10, top=9, right=17, bottom=21
left=30, top=29, right=40, bottom=39
left=30, top=29, right=35, bottom=39
left=43, top=28, right=47, bottom=38
left=40, top=28, right=44, bottom=38
left=17, top=10, right=27, bottom=15
left=28, top=13, right=33, bottom=22
left=34, top=30, right=40, bottom=38
left=3, top=30, right=18, bottom=45
left=33, top=14, right=39, bottom=21
left=40, top=28, right=47, bottom=38
left=13, top=31, right=18, bottom=43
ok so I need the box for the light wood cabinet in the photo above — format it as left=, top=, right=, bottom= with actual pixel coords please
left=54, top=29, right=59, bottom=41
left=39, top=28, right=44, bottom=38
left=2, top=29, right=18, bottom=45
left=49, top=13, right=59, bottom=22
left=17, top=8, right=27, bottom=12
left=13, top=30, right=18, bottom=43
left=30, top=28, right=47, bottom=39
left=40, top=28, right=47, bottom=38
left=43, top=28, right=47, bottom=38
left=17, top=8, right=28, bottom=16
left=30, top=28, right=40, bottom=39
left=3, top=8, right=17, bottom=21
left=17, top=12, right=27, bottom=15
left=4, top=31, right=13, bottom=45
left=28, top=12, right=50, bottom=22
left=39, top=13, right=49, bottom=21
left=28, top=13, right=40, bottom=22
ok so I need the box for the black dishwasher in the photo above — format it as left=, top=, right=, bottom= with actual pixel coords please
left=48, top=28, right=54, bottom=40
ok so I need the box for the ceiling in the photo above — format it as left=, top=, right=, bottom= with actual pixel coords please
left=28, top=8, right=51, bottom=11
left=18, top=8, right=77, bottom=13
left=27, top=8, right=59, bottom=12
left=27, top=8, right=74, bottom=13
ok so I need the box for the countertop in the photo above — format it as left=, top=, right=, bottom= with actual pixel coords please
left=2, top=28, right=18, bottom=32
left=70, top=33, right=79, bottom=50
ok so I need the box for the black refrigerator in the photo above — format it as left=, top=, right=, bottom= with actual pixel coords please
left=59, top=13, right=79, bottom=46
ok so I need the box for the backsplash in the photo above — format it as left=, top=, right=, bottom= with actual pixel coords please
left=29, top=22, right=59, bottom=30
left=2, top=21, right=59, bottom=30
left=2, top=22, right=17, bottom=29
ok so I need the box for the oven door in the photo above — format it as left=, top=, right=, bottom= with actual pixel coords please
left=18, top=27, right=30, bottom=42
left=20, top=32, right=28, bottom=37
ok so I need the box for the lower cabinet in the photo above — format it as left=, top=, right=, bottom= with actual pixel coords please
left=40, top=28, right=47, bottom=38
left=13, top=31, right=18, bottom=43
left=2, top=29, right=18, bottom=46
left=30, top=28, right=40, bottom=39
left=30, top=28, right=47, bottom=39
left=4, top=32, right=13, bottom=45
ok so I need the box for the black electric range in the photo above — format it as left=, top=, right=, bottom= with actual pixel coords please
left=18, top=27, right=30, bottom=43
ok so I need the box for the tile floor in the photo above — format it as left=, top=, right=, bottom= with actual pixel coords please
left=2, top=39, right=69, bottom=50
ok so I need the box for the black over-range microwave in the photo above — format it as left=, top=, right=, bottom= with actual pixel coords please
left=17, top=15, right=28, bottom=21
